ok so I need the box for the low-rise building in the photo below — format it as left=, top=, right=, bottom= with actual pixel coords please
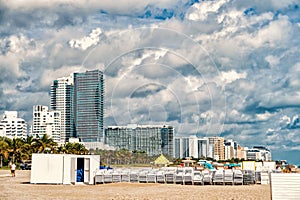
left=0, top=111, right=27, bottom=139
left=245, top=146, right=272, bottom=161
left=31, top=105, right=61, bottom=143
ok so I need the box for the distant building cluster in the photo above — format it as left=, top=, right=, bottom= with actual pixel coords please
left=174, top=135, right=272, bottom=161
left=0, top=69, right=272, bottom=159
left=1, top=69, right=104, bottom=145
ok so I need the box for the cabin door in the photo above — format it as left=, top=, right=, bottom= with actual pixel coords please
left=71, top=157, right=77, bottom=184
left=84, top=158, right=90, bottom=184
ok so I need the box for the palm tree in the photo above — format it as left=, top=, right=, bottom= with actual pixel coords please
left=63, top=142, right=74, bottom=154
left=6, top=137, right=24, bottom=164
left=35, top=134, right=57, bottom=153
left=61, top=142, right=89, bottom=155
left=21, top=135, right=37, bottom=160
left=73, top=143, right=89, bottom=155
left=0, top=137, right=10, bottom=167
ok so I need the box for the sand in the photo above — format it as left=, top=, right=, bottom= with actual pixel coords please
left=0, top=170, right=270, bottom=200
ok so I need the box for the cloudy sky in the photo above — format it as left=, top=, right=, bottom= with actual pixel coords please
left=1, top=0, right=300, bottom=164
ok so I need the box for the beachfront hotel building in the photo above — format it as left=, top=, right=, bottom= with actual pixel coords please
left=237, top=145, right=247, bottom=159
left=105, top=124, right=174, bottom=156
left=31, top=105, right=61, bottom=143
left=50, top=75, right=74, bottom=143
left=174, top=136, right=214, bottom=159
left=74, top=70, right=104, bottom=142
left=174, top=137, right=190, bottom=158
left=252, top=146, right=272, bottom=161
left=50, top=69, right=104, bottom=143
left=246, top=146, right=272, bottom=161
left=224, top=139, right=238, bottom=160
left=0, top=111, right=27, bottom=139
left=208, top=137, right=225, bottom=160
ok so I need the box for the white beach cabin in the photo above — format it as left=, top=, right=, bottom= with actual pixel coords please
left=30, top=153, right=100, bottom=185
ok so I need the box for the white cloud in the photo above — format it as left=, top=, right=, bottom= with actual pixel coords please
left=256, top=112, right=273, bottom=121
left=1, top=0, right=300, bottom=162
left=69, top=28, right=102, bottom=50
left=265, top=55, right=280, bottom=67
left=247, top=15, right=293, bottom=48
left=186, top=0, right=229, bottom=21
left=221, top=70, right=247, bottom=84
left=41, top=65, right=85, bottom=87
left=0, top=34, right=42, bottom=77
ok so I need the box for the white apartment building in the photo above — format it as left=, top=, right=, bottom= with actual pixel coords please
left=50, top=75, right=74, bottom=143
left=31, top=105, right=61, bottom=143
left=0, top=111, right=27, bottom=139
left=246, top=146, right=272, bottom=161
left=224, top=139, right=237, bottom=160
left=174, top=136, right=214, bottom=159
left=174, top=136, right=190, bottom=158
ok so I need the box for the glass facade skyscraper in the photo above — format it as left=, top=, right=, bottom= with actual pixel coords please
left=74, top=70, right=104, bottom=142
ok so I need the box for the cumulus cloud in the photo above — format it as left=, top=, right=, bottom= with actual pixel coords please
left=186, top=0, right=229, bottom=21
left=1, top=0, right=300, bottom=163
left=221, top=70, right=247, bottom=84
left=69, top=28, right=103, bottom=50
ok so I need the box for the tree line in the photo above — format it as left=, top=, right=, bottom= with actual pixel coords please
left=90, top=148, right=173, bottom=166
left=0, top=135, right=88, bottom=167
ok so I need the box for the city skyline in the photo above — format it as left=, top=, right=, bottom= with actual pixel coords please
left=0, top=1, right=299, bottom=164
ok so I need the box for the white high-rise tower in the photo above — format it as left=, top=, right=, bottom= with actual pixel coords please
left=50, top=75, right=74, bottom=143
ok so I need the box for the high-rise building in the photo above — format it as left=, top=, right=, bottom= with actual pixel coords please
left=188, top=136, right=210, bottom=159
left=174, top=137, right=190, bottom=158
left=0, top=111, right=27, bottom=139
left=74, top=70, right=104, bottom=142
left=174, top=136, right=212, bottom=159
left=224, top=139, right=237, bottom=160
left=236, top=145, right=246, bottom=160
left=208, top=137, right=225, bottom=160
left=105, top=124, right=174, bottom=156
left=50, top=75, right=74, bottom=143
left=189, top=136, right=198, bottom=158
left=31, top=105, right=61, bottom=143
left=50, top=70, right=104, bottom=143
left=198, top=138, right=211, bottom=158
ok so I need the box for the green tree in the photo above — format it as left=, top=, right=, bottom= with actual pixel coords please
left=62, top=142, right=89, bottom=155
left=0, top=137, right=10, bottom=166
left=6, top=137, right=25, bottom=164
left=21, top=135, right=37, bottom=160
left=35, top=134, right=57, bottom=153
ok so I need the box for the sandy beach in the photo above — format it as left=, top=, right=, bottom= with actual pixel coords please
left=0, top=170, right=270, bottom=200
